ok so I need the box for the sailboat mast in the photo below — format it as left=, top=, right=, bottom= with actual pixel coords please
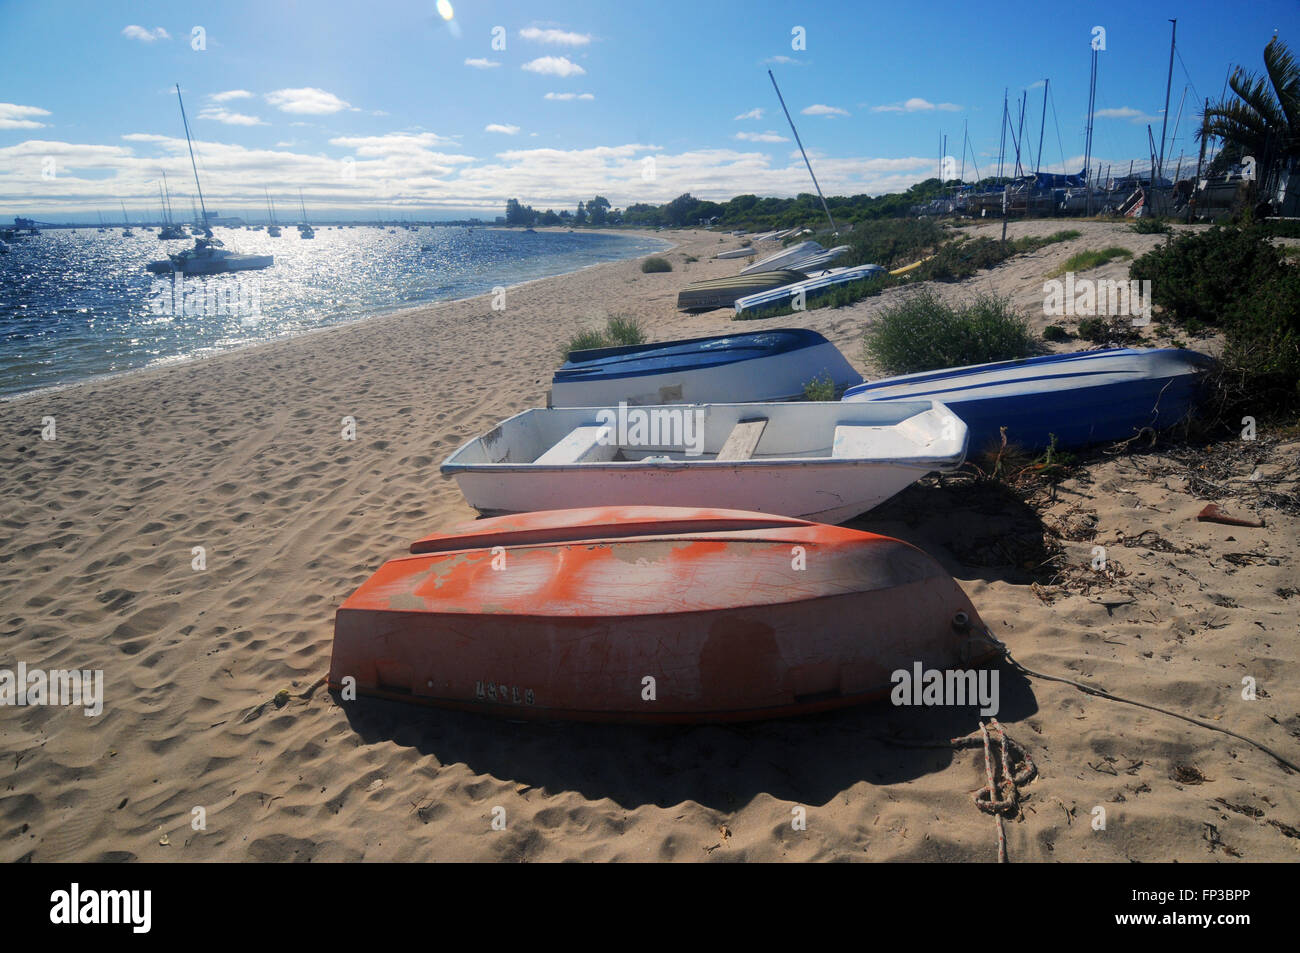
left=1157, top=19, right=1177, bottom=181
left=1035, top=79, right=1048, bottom=176
left=162, top=171, right=171, bottom=224
left=299, top=188, right=309, bottom=223
left=176, top=84, right=209, bottom=228
left=767, top=70, right=835, bottom=232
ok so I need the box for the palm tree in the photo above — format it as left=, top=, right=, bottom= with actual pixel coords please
left=1201, top=37, right=1300, bottom=177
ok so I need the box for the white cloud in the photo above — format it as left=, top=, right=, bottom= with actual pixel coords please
left=265, top=87, right=352, bottom=115
left=210, top=90, right=253, bottom=103
left=197, top=107, right=267, bottom=126
left=520, top=27, right=592, bottom=46
left=522, top=56, right=586, bottom=77
left=3, top=128, right=1028, bottom=216
left=485, top=123, right=520, bottom=135
left=1096, top=106, right=1161, bottom=123
left=801, top=104, right=849, bottom=117
left=0, top=103, right=51, bottom=130
left=871, top=98, right=962, bottom=113
left=122, top=25, right=170, bottom=42
left=544, top=92, right=595, bottom=101
left=765, top=55, right=801, bottom=65
left=734, top=131, right=789, bottom=143
left=464, top=58, right=501, bottom=69
left=330, top=132, right=463, bottom=158
left=734, top=108, right=764, bottom=121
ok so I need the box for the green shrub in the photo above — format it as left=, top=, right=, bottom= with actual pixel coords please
left=641, top=256, right=672, bottom=273
left=1259, top=219, right=1300, bottom=239
left=1130, top=217, right=1171, bottom=234
left=914, top=230, right=1077, bottom=282
left=834, top=218, right=943, bottom=269
left=1129, top=225, right=1284, bottom=327
left=683, top=254, right=698, bottom=263
left=801, top=372, right=837, bottom=401
left=1221, top=264, right=1300, bottom=395
left=1043, top=324, right=1071, bottom=342
left=864, top=289, right=1038, bottom=374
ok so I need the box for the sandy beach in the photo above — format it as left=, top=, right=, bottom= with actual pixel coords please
left=2, top=223, right=1297, bottom=863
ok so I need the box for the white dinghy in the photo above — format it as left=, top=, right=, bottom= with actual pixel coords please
left=441, top=400, right=967, bottom=524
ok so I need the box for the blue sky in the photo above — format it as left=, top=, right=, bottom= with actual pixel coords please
left=2, top=0, right=1296, bottom=220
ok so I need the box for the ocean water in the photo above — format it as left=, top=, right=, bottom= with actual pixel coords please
left=0, top=226, right=671, bottom=398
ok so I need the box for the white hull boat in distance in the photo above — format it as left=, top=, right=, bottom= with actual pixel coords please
left=147, top=238, right=273, bottom=275
left=441, top=400, right=967, bottom=524
left=714, top=246, right=757, bottom=259
left=740, top=240, right=824, bottom=275
left=550, top=328, right=864, bottom=407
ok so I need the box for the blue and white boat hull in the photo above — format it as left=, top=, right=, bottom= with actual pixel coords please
left=842, top=347, right=1215, bottom=452
left=551, top=329, right=863, bottom=407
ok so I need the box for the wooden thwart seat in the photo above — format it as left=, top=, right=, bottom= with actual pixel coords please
left=832, top=424, right=915, bottom=460
left=715, top=418, right=768, bottom=462
left=535, top=425, right=618, bottom=464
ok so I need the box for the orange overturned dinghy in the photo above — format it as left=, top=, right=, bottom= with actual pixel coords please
left=330, top=506, right=998, bottom=722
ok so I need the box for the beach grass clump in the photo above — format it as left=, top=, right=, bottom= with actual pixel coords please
left=1042, top=324, right=1072, bottom=342
left=605, top=314, right=646, bottom=346
left=640, top=256, right=672, bottom=273
left=562, top=315, right=647, bottom=357
left=864, top=289, right=1037, bottom=374
left=1047, top=246, right=1133, bottom=278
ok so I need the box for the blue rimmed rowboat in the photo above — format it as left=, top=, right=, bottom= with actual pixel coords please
left=842, top=347, right=1215, bottom=453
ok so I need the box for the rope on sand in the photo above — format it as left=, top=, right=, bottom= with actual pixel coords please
left=953, top=719, right=1036, bottom=863
left=988, top=634, right=1300, bottom=775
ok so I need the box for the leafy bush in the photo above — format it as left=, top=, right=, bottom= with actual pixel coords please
left=801, top=372, right=837, bottom=401
left=915, top=230, right=1078, bottom=282
left=864, top=289, right=1038, bottom=374
left=1043, top=324, right=1071, bottom=342
left=1259, top=219, right=1300, bottom=239
left=1075, top=316, right=1142, bottom=345
left=1221, top=264, right=1300, bottom=395
left=834, top=218, right=944, bottom=269
left=683, top=254, right=698, bottom=263
left=1130, top=217, right=1171, bottom=234
left=1129, top=225, right=1284, bottom=327
left=640, top=256, right=672, bottom=273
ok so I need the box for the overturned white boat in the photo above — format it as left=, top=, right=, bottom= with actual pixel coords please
left=550, top=328, right=863, bottom=407
left=734, top=264, right=886, bottom=317
left=714, top=246, right=758, bottom=259
left=740, top=240, right=824, bottom=275
left=441, top=399, right=967, bottom=524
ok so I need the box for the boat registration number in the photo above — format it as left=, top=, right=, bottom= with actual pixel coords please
left=475, top=681, right=535, bottom=706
